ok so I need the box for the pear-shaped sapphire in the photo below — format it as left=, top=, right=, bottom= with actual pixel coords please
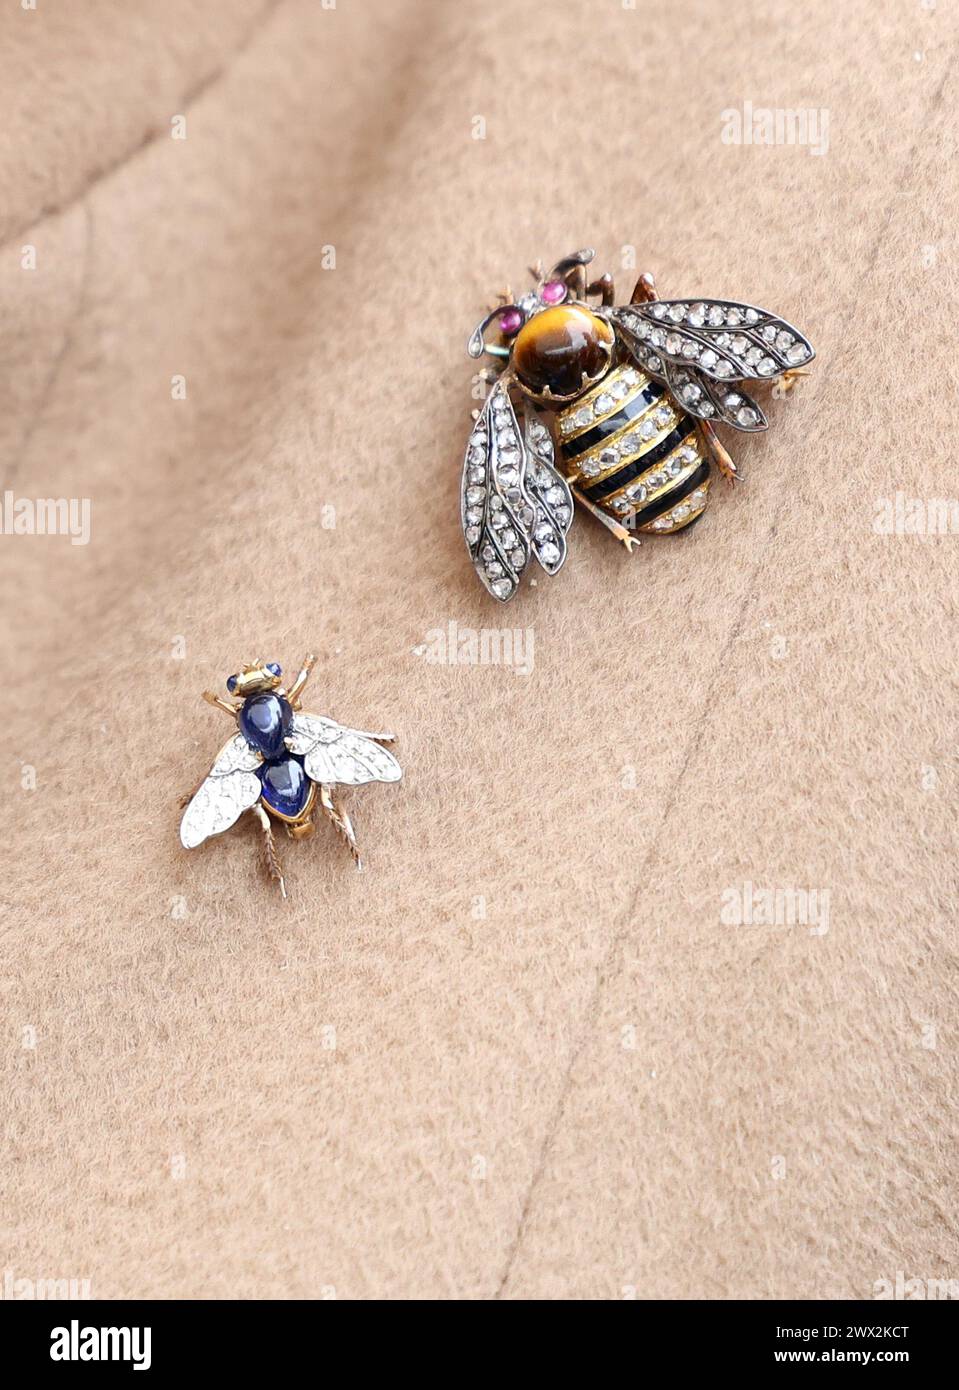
left=240, top=692, right=293, bottom=758
left=258, top=755, right=310, bottom=819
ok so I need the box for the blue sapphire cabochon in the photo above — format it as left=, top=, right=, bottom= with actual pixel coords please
left=258, top=755, right=310, bottom=819
left=240, top=692, right=293, bottom=758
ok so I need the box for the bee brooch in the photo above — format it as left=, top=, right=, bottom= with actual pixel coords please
left=179, top=654, right=401, bottom=896
left=461, top=248, right=815, bottom=601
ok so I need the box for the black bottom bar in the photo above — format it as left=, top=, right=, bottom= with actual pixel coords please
left=0, top=1297, right=953, bottom=1373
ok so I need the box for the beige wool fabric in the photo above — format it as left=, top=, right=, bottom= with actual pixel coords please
left=2, top=0, right=958, bottom=1300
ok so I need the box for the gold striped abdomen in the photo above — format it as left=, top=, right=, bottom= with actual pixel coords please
left=556, top=361, right=711, bottom=534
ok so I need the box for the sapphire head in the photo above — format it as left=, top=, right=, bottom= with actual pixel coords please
left=266, top=662, right=282, bottom=677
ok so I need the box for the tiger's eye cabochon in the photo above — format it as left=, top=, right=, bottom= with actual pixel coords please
left=512, top=304, right=614, bottom=398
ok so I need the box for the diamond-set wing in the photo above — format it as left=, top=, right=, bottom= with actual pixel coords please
left=179, top=733, right=263, bottom=849
left=664, top=359, right=768, bottom=433
left=522, top=410, right=573, bottom=577
left=286, top=712, right=402, bottom=787
left=611, top=298, right=813, bottom=433
left=461, top=379, right=574, bottom=601
left=604, top=327, right=755, bottom=431
left=461, top=379, right=537, bottom=602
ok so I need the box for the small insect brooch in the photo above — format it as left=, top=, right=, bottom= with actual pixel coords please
left=179, top=654, right=401, bottom=896
left=461, top=247, right=815, bottom=601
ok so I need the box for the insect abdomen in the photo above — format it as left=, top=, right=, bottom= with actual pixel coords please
left=555, top=361, right=711, bottom=534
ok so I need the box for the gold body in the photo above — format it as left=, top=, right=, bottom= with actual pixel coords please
left=551, top=359, right=712, bottom=535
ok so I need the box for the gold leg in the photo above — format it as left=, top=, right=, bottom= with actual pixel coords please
left=487, top=285, right=513, bottom=312
left=700, top=421, right=739, bottom=486
left=586, top=272, right=615, bottom=306
left=630, top=271, right=657, bottom=304
left=774, top=367, right=811, bottom=396
left=319, top=784, right=361, bottom=871
left=203, top=691, right=239, bottom=717
left=252, top=804, right=287, bottom=899
left=284, top=652, right=317, bottom=708
left=571, top=484, right=640, bottom=553
left=571, top=266, right=587, bottom=298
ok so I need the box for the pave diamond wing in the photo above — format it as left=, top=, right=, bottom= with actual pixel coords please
left=461, top=378, right=572, bottom=600
left=286, top=713, right=403, bottom=786
left=663, top=359, right=768, bottom=432
left=180, top=733, right=263, bottom=849
left=611, top=299, right=814, bottom=432
left=605, top=324, right=768, bottom=432
left=522, top=409, right=573, bottom=576
left=461, top=378, right=535, bottom=602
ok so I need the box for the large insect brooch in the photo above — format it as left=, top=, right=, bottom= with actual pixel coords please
left=461, top=248, right=815, bottom=601
left=179, top=654, right=401, bottom=896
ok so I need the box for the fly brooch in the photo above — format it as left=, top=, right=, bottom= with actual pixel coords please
left=179, top=654, right=401, bottom=896
left=462, top=248, right=814, bottom=601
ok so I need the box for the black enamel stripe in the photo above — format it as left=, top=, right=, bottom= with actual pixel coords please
left=562, top=381, right=664, bottom=459
left=584, top=416, right=698, bottom=501
left=631, top=459, right=710, bottom=527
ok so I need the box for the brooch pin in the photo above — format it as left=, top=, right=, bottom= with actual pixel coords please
left=179, top=654, right=401, bottom=896
left=461, top=248, right=814, bottom=601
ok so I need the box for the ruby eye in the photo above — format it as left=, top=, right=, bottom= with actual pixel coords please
left=498, top=307, right=523, bottom=337
left=539, top=279, right=567, bottom=305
